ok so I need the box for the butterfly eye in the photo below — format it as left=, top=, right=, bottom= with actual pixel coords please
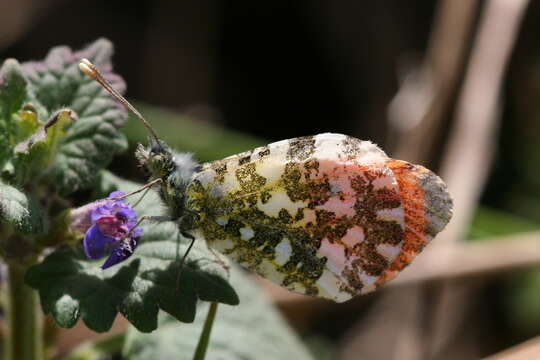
left=150, top=145, right=161, bottom=156
left=138, top=164, right=151, bottom=178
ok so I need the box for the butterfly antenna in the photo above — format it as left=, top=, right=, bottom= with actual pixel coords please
left=78, top=58, right=161, bottom=146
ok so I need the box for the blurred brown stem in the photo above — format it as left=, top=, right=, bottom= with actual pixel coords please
left=438, top=0, right=529, bottom=246
left=389, top=0, right=478, bottom=164
left=343, top=1, right=479, bottom=359
left=484, top=335, right=540, bottom=360
left=428, top=0, right=529, bottom=357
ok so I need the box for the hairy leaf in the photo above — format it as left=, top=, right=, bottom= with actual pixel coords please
left=123, top=265, right=314, bottom=360
left=14, top=104, right=41, bottom=143
left=21, top=38, right=128, bottom=194
left=26, top=172, right=238, bottom=333
left=15, top=109, right=75, bottom=154
left=0, top=181, right=44, bottom=234
left=0, top=59, right=28, bottom=118
left=0, top=59, right=30, bottom=170
left=13, top=109, right=77, bottom=184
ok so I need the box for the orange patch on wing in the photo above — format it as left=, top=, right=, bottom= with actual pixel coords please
left=375, top=160, right=428, bottom=287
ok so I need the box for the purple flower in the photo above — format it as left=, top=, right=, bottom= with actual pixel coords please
left=73, top=191, right=142, bottom=269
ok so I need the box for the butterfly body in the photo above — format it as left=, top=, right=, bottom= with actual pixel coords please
left=136, top=133, right=452, bottom=303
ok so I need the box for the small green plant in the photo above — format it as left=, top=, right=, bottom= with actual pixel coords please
left=0, top=39, right=313, bottom=360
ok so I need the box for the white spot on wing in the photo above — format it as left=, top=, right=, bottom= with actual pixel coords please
left=210, top=238, right=235, bottom=253
left=274, top=238, right=292, bottom=266
left=216, top=217, right=228, bottom=226
left=313, top=133, right=387, bottom=164
left=376, top=207, right=405, bottom=227
left=255, top=258, right=285, bottom=284
left=315, top=270, right=352, bottom=303
left=359, top=272, right=378, bottom=287
left=371, top=170, right=397, bottom=190
left=253, top=157, right=286, bottom=185
left=239, top=227, right=254, bottom=240
left=317, top=238, right=347, bottom=274
left=293, top=208, right=316, bottom=227
left=317, top=196, right=356, bottom=218
left=328, top=174, right=354, bottom=194
left=257, top=188, right=307, bottom=217
left=341, top=226, right=365, bottom=247
left=376, top=243, right=401, bottom=262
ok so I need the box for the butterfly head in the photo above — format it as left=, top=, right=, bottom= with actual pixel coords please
left=79, top=58, right=197, bottom=220
left=135, top=141, right=174, bottom=181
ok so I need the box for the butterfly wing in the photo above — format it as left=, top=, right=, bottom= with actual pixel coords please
left=186, top=133, right=452, bottom=302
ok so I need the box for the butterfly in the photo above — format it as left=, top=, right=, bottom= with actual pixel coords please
left=79, top=59, right=453, bottom=303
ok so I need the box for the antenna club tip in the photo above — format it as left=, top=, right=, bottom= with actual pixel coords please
left=76, top=58, right=160, bottom=141
left=78, top=58, right=97, bottom=78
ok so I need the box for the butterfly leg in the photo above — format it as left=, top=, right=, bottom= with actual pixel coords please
left=107, top=178, right=163, bottom=201
left=176, top=230, right=197, bottom=290
left=124, top=215, right=170, bottom=239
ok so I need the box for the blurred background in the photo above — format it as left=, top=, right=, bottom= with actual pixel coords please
left=2, top=0, right=540, bottom=359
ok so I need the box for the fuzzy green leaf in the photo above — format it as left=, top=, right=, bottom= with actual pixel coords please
left=0, top=59, right=30, bottom=169
left=14, top=104, right=41, bottom=142
left=0, top=180, right=44, bottom=234
left=21, top=38, right=128, bottom=194
left=15, top=109, right=75, bottom=155
left=13, top=109, right=77, bottom=184
left=0, top=59, right=28, bottom=117
left=123, top=265, right=314, bottom=360
left=26, top=172, right=238, bottom=333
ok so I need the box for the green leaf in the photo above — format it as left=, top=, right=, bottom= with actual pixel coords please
left=0, top=59, right=28, bottom=118
left=21, top=38, right=128, bottom=194
left=505, top=267, right=540, bottom=336
left=26, top=172, right=238, bottom=333
left=0, top=59, right=30, bottom=169
left=467, top=206, right=540, bottom=241
left=14, top=104, right=41, bottom=143
left=0, top=180, right=44, bottom=234
left=15, top=109, right=75, bottom=154
left=13, top=109, right=77, bottom=184
left=123, top=265, right=315, bottom=360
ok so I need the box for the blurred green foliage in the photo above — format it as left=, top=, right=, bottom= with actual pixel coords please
left=123, top=103, right=265, bottom=162
left=467, top=206, right=540, bottom=241
left=468, top=207, right=540, bottom=341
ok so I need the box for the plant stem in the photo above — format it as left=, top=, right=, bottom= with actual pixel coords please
left=63, top=332, right=126, bottom=360
left=192, top=302, right=218, bottom=360
left=4, top=263, right=44, bottom=360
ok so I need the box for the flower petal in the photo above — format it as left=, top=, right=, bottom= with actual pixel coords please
left=101, top=236, right=139, bottom=269
left=109, top=191, right=125, bottom=199
left=83, top=224, right=112, bottom=259
left=79, top=190, right=143, bottom=267
left=90, top=204, right=113, bottom=223
left=116, top=207, right=136, bottom=223
left=96, top=215, right=127, bottom=239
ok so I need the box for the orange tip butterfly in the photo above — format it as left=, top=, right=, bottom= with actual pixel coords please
left=79, top=59, right=453, bottom=303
